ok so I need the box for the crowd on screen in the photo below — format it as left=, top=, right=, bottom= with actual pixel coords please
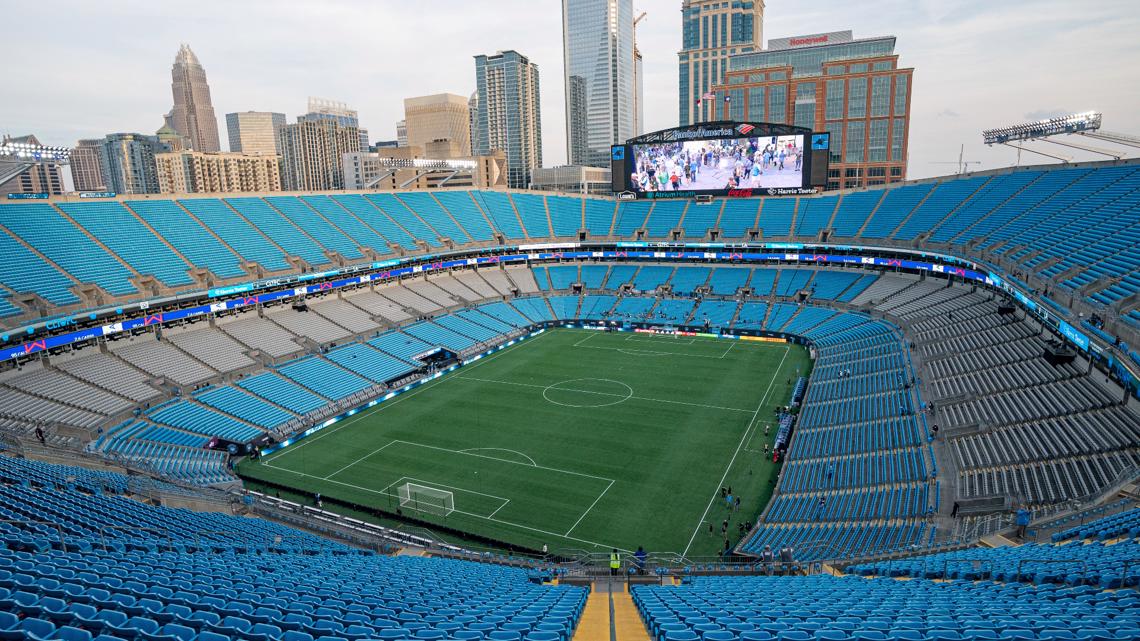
left=631, top=136, right=802, bottom=192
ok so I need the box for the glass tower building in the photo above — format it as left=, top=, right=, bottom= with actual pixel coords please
left=562, top=0, right=634, bottom=167
left=473, top=50, right=543, bottom=189
left=678, top=0, right=765, bottom=126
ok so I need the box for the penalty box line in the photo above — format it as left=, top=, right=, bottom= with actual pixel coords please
left=260, top=459, right=630, bottom=553
left=328, top=438, right=617, bottom=484
left=264, top=330, right=552, bottom=466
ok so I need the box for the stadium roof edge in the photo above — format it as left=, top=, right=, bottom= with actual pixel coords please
left=8, top=157, right=1138, bottom=205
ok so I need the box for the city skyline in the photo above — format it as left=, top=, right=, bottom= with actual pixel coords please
left=1, top=0, right=1137, bottom=179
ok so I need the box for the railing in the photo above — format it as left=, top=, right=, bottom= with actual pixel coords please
left=247, top=492, right=444, bottom=554
left=0, top=519, right=71, bottom=553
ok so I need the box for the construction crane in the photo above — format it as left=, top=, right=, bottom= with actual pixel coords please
left=931, top=144, right=982, bottom=175
left=633, top=11, right=647, bottom=136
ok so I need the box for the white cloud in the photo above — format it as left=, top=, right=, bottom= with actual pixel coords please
left=2, top=0, right=1137, bottom=179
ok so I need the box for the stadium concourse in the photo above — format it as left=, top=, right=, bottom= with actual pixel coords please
left=0, top=159, right=1137, bottom=639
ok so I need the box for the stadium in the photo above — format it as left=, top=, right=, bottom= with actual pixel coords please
left=1, top=138, right=1138, bottom=638
left=2, top=6, right=1140, bottom=630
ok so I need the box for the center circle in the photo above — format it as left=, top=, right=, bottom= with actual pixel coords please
left=541, top=378, right=634, bottom=408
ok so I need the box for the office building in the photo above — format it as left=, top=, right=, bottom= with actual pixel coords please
left=155, top=150, right=282, bottom=194
left=531, top=165, right=612, bottom=195
left=303, top=98, right=368, bottom=152
left=69, top=139, right=106, bottom=192
left=277, top=116, right=360, bottom=191
left=169, top=44, right=221, bottom=151
left=342, top=150, right=507, bottom=191
left=97, top=133, right=168, bottom=194
left=467, top=93, right=479, bottom=157
left=403, top=93, right=472, bottom=159
left=226, top=111, right=286, bottom=155
left=396, top=120, right=408, bottom=147
left=679, top=0, right=764, bottom=126
left=562, top=0, right=635, bottom=166
left=0, top=135, right=65, bottom=197
left=712, top=30, right=913, bottom=189
left=474, top=50, right=543, bottom=188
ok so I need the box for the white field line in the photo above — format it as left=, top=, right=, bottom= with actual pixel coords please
left=564, top=479, right=615, bottom=537
left=681, top=344, right=791, bottom=557
left=260, top=460, right=631, bottom=552
left=264, top=330, right=551, bottom=465
left=458, top=375, right=755, bottom=413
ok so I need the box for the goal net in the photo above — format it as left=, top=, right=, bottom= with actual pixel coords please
left=397, top=483, right=454, bottom=517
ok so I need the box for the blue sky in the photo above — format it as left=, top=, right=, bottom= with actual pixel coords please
left=3, top=0, right=1137, bottom=179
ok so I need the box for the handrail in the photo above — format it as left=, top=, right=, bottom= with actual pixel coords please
left=0, top=519, right=70, bottom=553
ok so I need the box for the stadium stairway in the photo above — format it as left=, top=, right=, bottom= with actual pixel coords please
left=573, top=590, right=610, bottom=641
left=573, top=581, right=652, bottom=641
left=612, top=586, right=652, bottom=641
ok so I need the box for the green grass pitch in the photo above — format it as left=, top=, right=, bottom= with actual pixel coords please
left=238, top=328, right=811, bottom=557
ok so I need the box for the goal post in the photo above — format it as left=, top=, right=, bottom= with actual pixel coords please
left=397, top=482, right=455, bottom=517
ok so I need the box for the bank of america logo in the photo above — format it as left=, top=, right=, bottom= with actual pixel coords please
left=736, top=124, right=755, bottom=135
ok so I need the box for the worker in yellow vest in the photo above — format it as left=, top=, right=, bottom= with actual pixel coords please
left=609, top=549, right=621, bottom=576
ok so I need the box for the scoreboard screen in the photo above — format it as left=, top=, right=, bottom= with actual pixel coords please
left=611, top=122, right=829, bottom=199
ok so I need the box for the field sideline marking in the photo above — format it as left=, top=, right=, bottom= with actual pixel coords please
left=324, top=439, right=400, bottom=479
left=259, top=459, right=632, bottom=553
left=623, top=335, right=696, bottom=345
left=564, top=479, right=615, bottom=537
left=574, top=342, right=777, bottom=360
left=573, top=332, right=598, bottom=347
left=721, top=340, right=737, bottom=359
left=263, top=330, right=551, bottom=465
left=459, top=375, right=756, bottom=413
left=681, top=344, right=791, bottom=558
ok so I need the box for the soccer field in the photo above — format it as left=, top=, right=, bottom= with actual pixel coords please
left=238, top=328, right=811, bottom=557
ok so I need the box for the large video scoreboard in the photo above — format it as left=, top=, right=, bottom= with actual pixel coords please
left=611, top=122, right=830, bottom=199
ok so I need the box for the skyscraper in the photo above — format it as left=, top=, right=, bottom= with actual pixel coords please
left=403, top=94, right=472, bottom=158
left=226, top=111, right=286, bottom=155
left=69, top=139, right=106, bottom=192
left=304, top=98, right=369, bottom=152
left=712, top=30, right=913, bottom=189
left=467, top=93, right=479, bottom=157
left=474, top=50, right=543, bottom=189
left=277, top=116, right=360, bottom=191
left=396, top=120, right=408, bottom=147
left=169, top=44, right=221, bottom=151
left=678, top=0, right=764, bottom=126
left=97, top=133, right=168, bottom=194
left=562, top=0, right=634, bottom=166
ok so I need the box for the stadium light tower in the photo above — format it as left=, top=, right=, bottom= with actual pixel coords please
left=982, top=111, right=1139, bottom=163
left=0, top=140, right=71, bottom=186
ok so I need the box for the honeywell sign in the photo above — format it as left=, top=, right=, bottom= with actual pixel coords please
left=768, top=30, right=853, bottom=50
